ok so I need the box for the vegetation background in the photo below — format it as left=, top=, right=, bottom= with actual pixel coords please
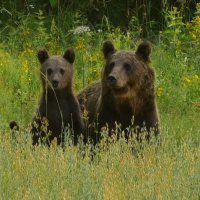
left=0, top=0, right=200, bottom=199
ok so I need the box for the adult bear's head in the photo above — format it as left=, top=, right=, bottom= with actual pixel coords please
left=102, top=40, right=153, bottom=99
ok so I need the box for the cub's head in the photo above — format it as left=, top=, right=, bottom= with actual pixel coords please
left=38, top=49, right=75, bottom=90
left=102, top=40, right=153, bottom=97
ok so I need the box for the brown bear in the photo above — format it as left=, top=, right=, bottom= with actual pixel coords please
left=77, top=40, right=159, bottom=144
left=31, top=48, right=84, bottom=146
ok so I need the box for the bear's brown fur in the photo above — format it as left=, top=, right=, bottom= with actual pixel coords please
left=32, top=49, right=84, bottom=146
left=77, top=41, right=159, bottom=144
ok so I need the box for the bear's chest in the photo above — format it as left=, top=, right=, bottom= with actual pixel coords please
left=99, top=104, right=134, bottom=130
left=39, top=98, right=73, bottom=131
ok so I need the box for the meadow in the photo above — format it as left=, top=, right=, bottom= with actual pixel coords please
left=0, top=4, right=200, bottom=200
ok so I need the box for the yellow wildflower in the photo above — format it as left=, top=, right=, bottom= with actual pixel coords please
left=22, top=60, right=29, bottom=73
left=20, top=49, right=34, bottom=57
left=75, top=37, right=85, bottom=50
left=183, top=76, right=192, bottom=85
left=191, top=33, right=196, bottom=40
left=88, top=53, right=100, bottom=63
left=194, top=74, right=199, bottom=80
left=185, top=78, right=191, bottom=83
left=195, top=16, right=200, bottom=25
left=156, top=87, right=163, bottom=97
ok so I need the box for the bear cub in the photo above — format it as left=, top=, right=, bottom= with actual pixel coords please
left=77, top=41, right=159, bottom=144
left=31, top=48, right=84, bottom=146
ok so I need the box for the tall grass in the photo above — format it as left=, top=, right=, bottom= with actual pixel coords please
left=0, top=3, right=200, bottom=199
left=0, top=127, right=199, bottom=199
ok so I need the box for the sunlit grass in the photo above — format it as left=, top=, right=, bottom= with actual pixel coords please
left=0, top=126, right=199, bottom=199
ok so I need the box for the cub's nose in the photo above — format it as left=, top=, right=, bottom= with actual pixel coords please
left=52, top=80, right=59, bottom=88
left=107, top=75, right=117, bottom=87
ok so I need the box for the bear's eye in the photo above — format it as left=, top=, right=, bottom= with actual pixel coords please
left=109, top=62, right=115, bottom=70
left=60, top=69, right=65, bottom=75
left=47, top=68, right=53, bottom=75
left=124, top=63, right=132, bottom=72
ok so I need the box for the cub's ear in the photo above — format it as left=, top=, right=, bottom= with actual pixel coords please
left=63, top=48, right=75, bottom=64
left=103, top=40, right=116, bottom=59
left=136, top=41, right=151, bottom=62
left=9, top=121, right=19, bottom=131
left=38, top=49, right=49, bottom=64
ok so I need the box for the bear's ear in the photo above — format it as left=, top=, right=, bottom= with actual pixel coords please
left=9, top=121, right=19, bottom=131
left=38, top=49, right=49, bottom=64
left=136, top=41, right=151, bottom=62
left=63, top=48, right=75, bottom=64
left=103, top=40, right=116, bottom=59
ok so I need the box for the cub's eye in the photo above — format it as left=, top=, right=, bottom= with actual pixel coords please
left=109, top=62, right=115, bottom=70
left=60, top=69, right=65, bottom=75
left=47, top=68, right=53, bottom=75
left=124, top=63, right=131, bottom=71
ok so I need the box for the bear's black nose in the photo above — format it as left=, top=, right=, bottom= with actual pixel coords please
left=107, top=75, right=117, bottom=87
left=52, top=80, right=59, bottom=88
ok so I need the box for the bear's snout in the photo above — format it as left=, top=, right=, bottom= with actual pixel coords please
left=52, top=80, right=59, bottom=88
left=107, top=75, right=117, bottom=87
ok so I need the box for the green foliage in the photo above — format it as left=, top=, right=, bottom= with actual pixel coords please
left=161, top=7, right=185, bottom=53
left=0, top=3, right=200, bottom=199
left=160, top=3, right=200, bottom=67
left=49, top=0, right=58, bottom=8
